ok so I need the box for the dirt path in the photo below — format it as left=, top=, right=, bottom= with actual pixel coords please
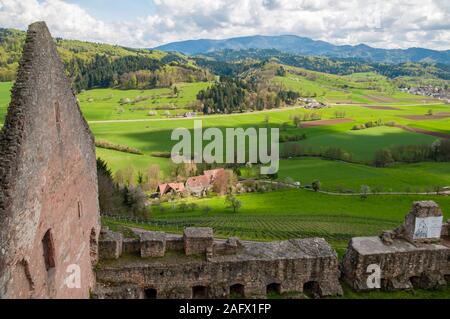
left=88, top=105, right=307, bottom=124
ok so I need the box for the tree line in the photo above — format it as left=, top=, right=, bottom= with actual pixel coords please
left=196, top=77, right=300, bottom=114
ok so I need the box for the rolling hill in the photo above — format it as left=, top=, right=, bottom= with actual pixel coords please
left=155, top=35, right=450, bottom=64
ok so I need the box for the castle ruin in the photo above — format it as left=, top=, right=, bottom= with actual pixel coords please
left=93, top=227, right=343, bottom=299
left=342, top=202, right=450, bottom=291
left=0, top=22, right=449, bottom=299
left=0, top=22, right=100, bottom=298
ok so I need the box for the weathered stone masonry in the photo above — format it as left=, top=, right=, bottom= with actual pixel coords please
left=0, top=22, right=100, bottom=299
left=94, top=227, right=343, bottom=299
left=342, top=202, right=450, bottom=291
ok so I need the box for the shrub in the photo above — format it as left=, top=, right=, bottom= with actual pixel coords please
left=279, top=134, right=307, bottom=143
left=323, top=147, right=352, bottom=161
left=293, top=115, right=302, bottom=128
left=120, top=185, right=147, bottom=215
left=150, top=151, right=171, bottom=158
left=312, top=180, right=321, bottom=192
left=281, top=142, right=303, bottom=158
left=95, top=139, right=143, bottom=155
left=225, top=194, right=242, bottom=213
left=360, top=185, right=371, bottom=200
left=373, top=149, right=394, bottom=167
left=390, top=144, right=431, bottom=163
left=352, top=124, right=366, bottom=130
left=385, top=121, right=396, bottom=127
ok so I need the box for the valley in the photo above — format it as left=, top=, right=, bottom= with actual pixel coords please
left=1, top=31, right=449, bottom=261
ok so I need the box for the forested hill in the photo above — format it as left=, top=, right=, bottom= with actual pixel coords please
left=155, top=34, right=450, bottom=64
left=0, top=28, right=213, bottom=92
left=194, top=49, right=450, bottom=82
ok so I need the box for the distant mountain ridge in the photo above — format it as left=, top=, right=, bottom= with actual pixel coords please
left=154, top=35, right=450, bottom=64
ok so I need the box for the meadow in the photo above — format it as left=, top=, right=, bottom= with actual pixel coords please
left=78, top=81, right=211, bottom=121
left=277, top=158, right=450, bottom=193
left=103, top=188, right=450, bottom=256
left=2, top=71, right=450, bottom=284
left=2, top=79, right=448, bottom=192
left=272, top=66, right=438, bottom=105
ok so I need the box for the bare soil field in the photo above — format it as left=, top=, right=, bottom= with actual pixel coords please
left=363, top=94, right=398, bottom=103
left=401, top=113, right=450, bottom=120
left=361, top=105, right=401, bottom=110
left=395, top=124, right=450, bottom=139
left=301, top=118, right=354, bottom=127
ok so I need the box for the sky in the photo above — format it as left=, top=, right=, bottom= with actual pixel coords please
left=0, top=0, right=449, bottom=50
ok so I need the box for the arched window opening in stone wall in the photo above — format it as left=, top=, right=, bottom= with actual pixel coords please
left=192, top=285, right=208, bottom=299
left=303, top=281, right=320, bottom=299
left=42, top=229, right=56, bottom=271
left=144, top=288, right=157, bottom=299
left=229, top=284, right=245, bottom=298
left=266, top=283, right=281, bottom=295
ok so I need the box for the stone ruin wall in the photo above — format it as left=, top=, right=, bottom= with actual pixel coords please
left=96, top=201, right=450, bottom=299
left=96, top=253, right=342, bottom=299
left=341, top=238, right=450, bottom=291
left=95, top=228, right=343, bottom=299
left=0, top=22, right=100, bottom=299
left=342, top=201, right=450, bottom=292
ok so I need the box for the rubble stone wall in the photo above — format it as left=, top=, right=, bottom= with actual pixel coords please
left=94, top=237, right=343, bottom=299
left=342, top=237, right=450, bottom=291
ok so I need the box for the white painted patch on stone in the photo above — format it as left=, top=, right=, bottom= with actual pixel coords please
left=414, top=216, right=443, bottom=240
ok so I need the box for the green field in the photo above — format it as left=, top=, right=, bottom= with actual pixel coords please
left=0, top=81, right=211, bottom=122
left=103, top=188, right=450, bottom=256
left=1, top=80, right=449, bottom=191
left=78, top=82, right=211, bottom=121
left=272, top=66, right=438, bottom=105
left=277, top=158, right=450, bottom=193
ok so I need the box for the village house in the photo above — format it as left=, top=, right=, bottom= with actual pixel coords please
left=185, top=168, right=225, bottom=196
left=157, top=168, right=226, bottom=198
left=157, top=183, right=186, bottom=197
left=185, top=175, right=213, bottom=196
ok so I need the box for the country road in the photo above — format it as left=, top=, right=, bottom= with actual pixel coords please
left=87, top=102, right=446, bottom=125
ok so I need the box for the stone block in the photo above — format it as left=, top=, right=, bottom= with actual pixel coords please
left=183, top=227, right=213, bottom=256
left=140, top=231, right=166, bottom=258
left=341, top=236, right=450, bottom=292
left=99, top=229, right=123, bottom=260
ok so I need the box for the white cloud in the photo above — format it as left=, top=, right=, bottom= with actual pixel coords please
left=0, top=0, right=449, bottom=50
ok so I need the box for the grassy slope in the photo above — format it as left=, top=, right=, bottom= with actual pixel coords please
left=277, top=158, right=450, bottom=192
left=78, top=82, right=211, bottom=121
left=271, top=64, right=438, bottom=105
left=1, top=81, right=448, bottom=190
left=103, top=188, right=450, bottom=256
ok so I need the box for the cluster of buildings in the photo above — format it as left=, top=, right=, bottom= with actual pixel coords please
left=400, top=86, right=450, bottom=103
left=156, top=168, right=225, bottom=198
left=297, top=97, right=328, bottom=109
